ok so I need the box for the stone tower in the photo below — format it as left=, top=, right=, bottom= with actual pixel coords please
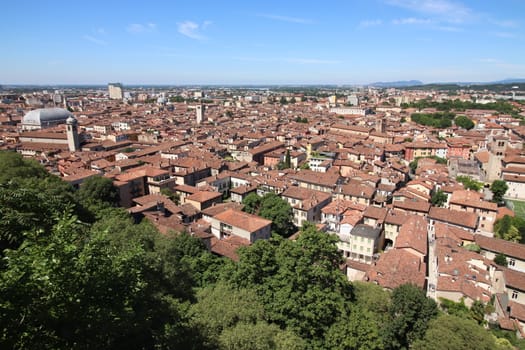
left=66, top=116, right=80, bottom=152
left=196, top=104, right=204, bottom=124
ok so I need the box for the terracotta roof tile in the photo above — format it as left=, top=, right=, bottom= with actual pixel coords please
left=367, top=249, right=426, bottom=290
left=429, top=207, right=478, bottom=229
left=395, top=216, right=428, bottom=255
left=214, top=209, right=272, bottom=233
left=476, top=235, right=525, bottom=260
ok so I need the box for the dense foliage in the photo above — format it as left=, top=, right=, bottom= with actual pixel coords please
left=0, top=151, right=512, bottom=349
left=242, top=192, right=296, bottom=237
left=410, top=111, right=455, bottom=128
left=494, top=215, right=523, bottom=243
left=456, top=175, right=483, bottom=191
left=454, top=115, right=475, bottom=130
left=430, top=189, right=447, bottom=207
left=491, top=180, right=509, bottom=203
left=402, top=99, right=520, bottom=116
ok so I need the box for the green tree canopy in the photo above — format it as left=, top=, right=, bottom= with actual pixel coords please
left=494, top=215, right=522, bottom=242
left=258, top=193, right=295, bottom=237
left=191, top=282, right=265, bottom=347
left=229, top=224, right=352, bottom=342
left=412, top=314, right=498, bottom=350
left=384, top=283, right=438, bottom=349
left=491, top=180, right=508, bottom=203
left=411, top=111, right=455, bottom=128
left=455, top=115, right=475, bottom=130
left=431, top=189, right=447, bottom=207
left=0, top=211, right=202, bottom=349
left=325, top=306, right=383, bottom=350
left=456, top=175, right=483, bottom=191
left=242, top=192, right=262, bottom=214
left=75, top=175, right=119, bottom=208
left=0, top=152, right=81, bottom=249
left=0, top=151, right=49, bottom=183
left=243, top=193, right=295, bottom=237
left=494, top=253, right=508, bottom=267
left=0, top=182, right=74, bottom=251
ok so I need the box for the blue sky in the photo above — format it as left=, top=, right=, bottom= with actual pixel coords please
left=2, top=0, right=524, bottom=85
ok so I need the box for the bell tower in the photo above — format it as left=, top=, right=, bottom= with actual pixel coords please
left=66, top=116, right=80, bottom=152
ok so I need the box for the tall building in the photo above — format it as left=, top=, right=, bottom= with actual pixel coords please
left=108, top=83, right=123, bottom=100
left=66, top=116, right=80, bottom=152
left=196, top=104, right=204, bottom=124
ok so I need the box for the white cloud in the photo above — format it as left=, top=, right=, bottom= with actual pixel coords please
left=127, top=23, right=156, bottom=33
left=492, top=31, right=515, bottom=38
left=359, top=19, right=383, bottom=27
left=83, top=35, right=107, bottom=45
left=392, top=17, right=433, bottom=25
left=477, top=58, right=500, bottom=63
left=257, top=14, right=313, bottom=24
left=386, top=0, right=471, bottom=23
left=435, top=25, right=462, bottom=32
left=177, top=20, right=209, bottom=40
left=489, top=19, right=519, bottom=28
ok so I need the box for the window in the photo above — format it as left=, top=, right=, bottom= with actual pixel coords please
left=509, top=259, right=516, bottom=267
left=367, top=247, right=371, bottom=253
left=512, top=290, right=518, bottom=299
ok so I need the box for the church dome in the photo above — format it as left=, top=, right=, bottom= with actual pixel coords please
left=22, top=108, right=73, bottom=127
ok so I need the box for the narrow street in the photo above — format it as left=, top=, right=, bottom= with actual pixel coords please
left=427, top=230, right=437, bottom=300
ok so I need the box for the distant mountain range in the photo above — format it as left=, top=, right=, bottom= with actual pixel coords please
left=368, top=78, right=525, bottom=88
left=369, top=80, right=423, bottom=88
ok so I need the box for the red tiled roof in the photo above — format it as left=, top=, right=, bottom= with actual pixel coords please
left=366, top=249, right=426, bottom=290
left=450, top=190, right=497, bottom=212
left=476, top=235, right=525, bottom=260
left=503, top=268, right=525, bottom=292
left=186, top=190, right=222, bottom=203
left=393, top=198, right=431, bottom=213
left=214, top=209, right=272, bottom=233
left=509, top=301, right=525, bottom=322
left=384, top=209, right=411, bottom=226
left=210, top=235, right=250, bottom=261
left=363, top=206, right=388, bottom=221
left=429, top=207, right=478, bottom=229
left=434, top=222, right=474, bottom=243
left=201, top=202, right=244, bottom=217
left=395, top=216, right=428, bottom=255
left=497, top=206, right=515, bottom=220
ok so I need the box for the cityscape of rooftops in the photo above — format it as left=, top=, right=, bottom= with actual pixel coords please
left=2, top=1, right=525, bottom=349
